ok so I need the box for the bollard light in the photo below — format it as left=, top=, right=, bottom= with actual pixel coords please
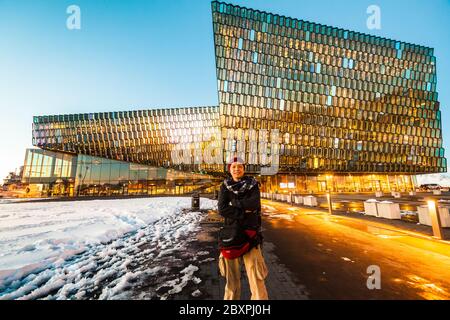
left=192, top=192, right=200, bottom=211
left=326, top=191, right=333, bottom=215
left=427, top=199, right=443, bottom=240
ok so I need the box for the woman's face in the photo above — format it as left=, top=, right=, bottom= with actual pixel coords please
left=230, top=162, right=244, bottom=181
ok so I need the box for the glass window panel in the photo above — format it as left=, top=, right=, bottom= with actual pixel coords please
left=253, top=52, right=258, bottom=63
left=119, top=163, right=129, bottom=182
left=90, top=160, right=101, bottom=182
left=238, top=38, right=243, bottom=50
left=110, top=163, right=121, bottom=183
left=250, top=29, right=255, bottom=41
left=100, top=162, right=111, bottom=182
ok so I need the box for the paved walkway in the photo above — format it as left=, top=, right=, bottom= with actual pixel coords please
left=261, top=200, right=450, bottom=299
left=172, top=215, right=309, bottom=300
left=172, top=201, right=450, bottom=300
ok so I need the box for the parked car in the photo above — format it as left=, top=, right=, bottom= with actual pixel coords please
left=419, top=183, right=441, bottom=191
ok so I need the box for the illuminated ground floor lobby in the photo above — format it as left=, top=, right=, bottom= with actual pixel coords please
left=259, top=173, right=417, bottom=194
left=20, top=149, right=221, bottom=198
left=20, top=149, right=421, bottom=198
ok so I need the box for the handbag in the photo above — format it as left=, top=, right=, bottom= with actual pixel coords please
left=218, top=221, right=247, bottom=248
left=218, top=221, right=258, bottom=260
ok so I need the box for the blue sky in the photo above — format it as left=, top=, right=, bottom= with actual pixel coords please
left=1, top=0, right=449, bottom=182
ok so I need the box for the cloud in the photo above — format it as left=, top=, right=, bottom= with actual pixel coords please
left=416, top=173, right=450, bottom=187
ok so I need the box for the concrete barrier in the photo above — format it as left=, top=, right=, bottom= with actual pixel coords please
left=418, top=205, right=450, bottom=227
left=364, top=199, right=379, bottom=217
left=377, top=201, right=401, bottom=219
left=303, top=195, right=318, bottom=207
left=438, top=207, right=450, bottom=227
left=288, top=193, right=293, bottom=203
left=294, top=195, right=303, bottom=204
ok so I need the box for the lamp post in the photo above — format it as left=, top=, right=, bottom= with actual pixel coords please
left=326, top=190, right=333, bottom=215
left=427, top=199, right=444, bottom=240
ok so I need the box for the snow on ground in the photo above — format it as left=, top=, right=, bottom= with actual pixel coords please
left=0, top=197, right=217, bottom=300
left=0, top=198, right=49, bottom=204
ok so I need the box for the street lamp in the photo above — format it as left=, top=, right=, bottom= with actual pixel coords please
left=427, top=199, right=444, bottom=240
left=326, top=190, right=333, bottom=215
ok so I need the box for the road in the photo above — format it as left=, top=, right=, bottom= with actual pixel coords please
left=261, top=199, right=450, bottom=300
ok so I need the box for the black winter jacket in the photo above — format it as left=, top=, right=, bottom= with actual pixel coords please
left=217, top=176, right=262, bottom=231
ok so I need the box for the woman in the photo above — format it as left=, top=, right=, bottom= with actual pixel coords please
left=217, top=156, right=269, bottom=300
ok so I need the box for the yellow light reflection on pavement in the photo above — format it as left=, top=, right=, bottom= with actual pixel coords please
left=403, top=275, right=450, bottom=300
left=260, top=198, right=450, bottom=299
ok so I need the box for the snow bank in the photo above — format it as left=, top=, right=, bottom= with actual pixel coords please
left=0, top=197, right=217, bottom=299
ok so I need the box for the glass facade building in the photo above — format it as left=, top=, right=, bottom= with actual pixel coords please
left=22, top=148, right=220, bottom=197
left=32, top=106, right=222, bottom=173
left=27, top=106, right=223, bottom=196
left=211, top=1, right=446, bottom=193
left=20, top=1, right=446, bottom=196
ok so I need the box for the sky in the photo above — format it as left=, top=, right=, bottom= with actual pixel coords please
left=1, top=0, right=449, bottom=184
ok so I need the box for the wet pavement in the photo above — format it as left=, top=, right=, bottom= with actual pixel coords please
left=172, top=219, right=309, bottom=300
left=270, top=192, right=450, bottom=238
left=261, top=200, right=450, bottom=299
left=173, top=200, right=450, bottom=300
